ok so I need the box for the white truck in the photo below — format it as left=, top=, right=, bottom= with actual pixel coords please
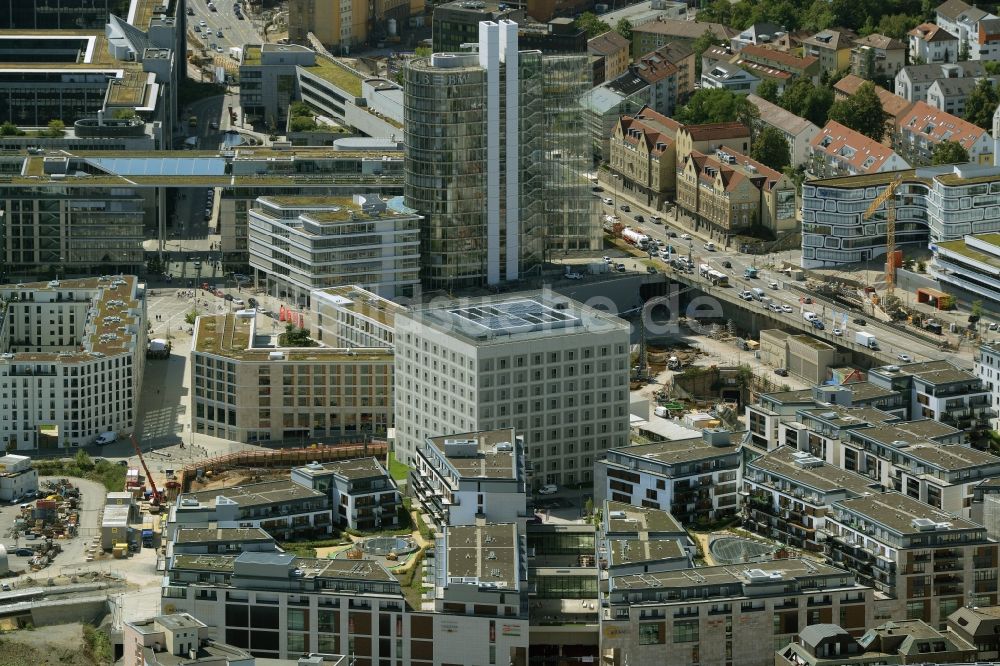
left=802, top=311, right=818, bottom=322
left=621, top=228, right=650, bottom=248
left=855, top=331, right=879, bottom=350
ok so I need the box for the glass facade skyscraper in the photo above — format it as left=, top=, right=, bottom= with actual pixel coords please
left=403, top=20, right=596, bottom=291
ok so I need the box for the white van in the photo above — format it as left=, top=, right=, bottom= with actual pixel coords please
left=767, top=280, right=779, bottom=289
left=95, top=431, right=118, bottom=446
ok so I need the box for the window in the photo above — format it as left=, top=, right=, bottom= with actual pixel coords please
left=673, top=620, right=698, bottom=643
left=639, top=622, right=664, bottom=644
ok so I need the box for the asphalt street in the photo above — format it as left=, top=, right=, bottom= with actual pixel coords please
left=593, top=176, right=975, bottom=369
left=187, top=0, right=262, bottom=56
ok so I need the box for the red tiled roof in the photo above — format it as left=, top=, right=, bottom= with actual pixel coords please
left=833, top=76, right=914, bottom=120
left=683, top=122, right=750, bottom=142
left=897, top=100, right=989, bottom=150
left=588, top=30, right=630, bottom=57
left=741, top=44, right=818, bottom=70
left=618, top=115, right=675, bottom=157
left=908, top=22, right=958, bottom=43
left=682, top=149, right=783, bottom=192
left=810, top=120, right=902, bottom=172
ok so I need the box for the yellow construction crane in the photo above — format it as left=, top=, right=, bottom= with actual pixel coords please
left=863, top=177, right=903, bottom=299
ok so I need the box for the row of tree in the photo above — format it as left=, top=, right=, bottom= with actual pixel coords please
left=695, top=0, right=936, bottom=36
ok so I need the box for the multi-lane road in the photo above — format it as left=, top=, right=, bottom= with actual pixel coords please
left=593, top=189, right=973, bottom=369
left=186, top=0, right=262, bottom=56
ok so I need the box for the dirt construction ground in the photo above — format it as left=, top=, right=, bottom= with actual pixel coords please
left=0, top=622, right=103, bottom=666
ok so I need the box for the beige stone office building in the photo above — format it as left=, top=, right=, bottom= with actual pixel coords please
left=190, top=311, right=393, bottom=443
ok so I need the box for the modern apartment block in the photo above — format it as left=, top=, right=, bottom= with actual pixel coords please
left=599, top=501, right=694, bottom=575
left=976, top=341, right=1000, bottom=431
left=247, top=194, right=420, bottom=304
left=169, top=480, right=333, bottom=542
left=393, top=292, right=631, bottom=486
left=403, top=20, right=595, bottom=290
left=0, top=276, right=146, bottom=450
left=162, top=549, right=530, bottom=664
left=311, top=285, right=402, bottom=349
left=800, top=164, right=1000, bottom=269
left=123, top=613, right=253, bottom=666
left=599, top=558, right=874, bottom=666
left=744, top=446, right=882, bottom=554
left=824, top=492, right=998, bottom=626
left=595, top=429, right=743, bottom=524
left=931, top=233, right=1000, bottom=312
left=410, top=428, right=528, bottom=529
left=190, top=311, right=393, bottom=443
left=867, top=360, right=994, bottom=428
left=291, top=457, right=401, bottom=530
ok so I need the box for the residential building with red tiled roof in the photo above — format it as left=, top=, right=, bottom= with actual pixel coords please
left=610, top=108, right=678, bottom=208
left=802, top=28, right=857, bottom=73
left=631, top=19, right=736, bottom=59
left=833, top=76, right=914, bottom=132
left=740, top=43, right=821, bottom=82
left=676, top=148, right=797, bottom=238
left=896, top=101, right=994, bottom=166
left=588, top=30, right=631, bottom=82
left=808, top=120, right=910, bottom=178
left=746, top=94, right=820, bottom=164
left=851, top=33, right=906, bottom=80
left=908, top=23, right=959, bottom=64
left=607, top=107, right=750, bottom=209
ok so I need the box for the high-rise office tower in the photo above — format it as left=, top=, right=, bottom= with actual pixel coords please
left=403, top=20, right=595, bottom=291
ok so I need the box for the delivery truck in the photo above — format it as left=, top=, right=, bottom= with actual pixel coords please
left=855, top=331, right=879, bottom=349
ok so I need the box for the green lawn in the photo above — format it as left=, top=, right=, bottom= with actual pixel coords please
left=387, top=452, right=410, bottom=482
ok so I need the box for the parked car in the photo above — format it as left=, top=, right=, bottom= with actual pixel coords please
left=14, top=548, right=33, bottom=557
left=538, top=484, right=558, bottom=495
left=774, top=368, right=789, bottom=377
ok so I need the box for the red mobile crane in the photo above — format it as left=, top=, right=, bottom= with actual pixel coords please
left=130, top=434, right=162, bottom=512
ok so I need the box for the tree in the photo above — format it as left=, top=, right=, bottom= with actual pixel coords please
left=959, top=39, right=970, bottom=61
left=615, top=18, right=632, bottom=41
left=0, top=120, right=23, bottom=136
left=45, top=118, right=65, bottom=137
left=575, top=12, right=611, bottom=39
left=964, top=77, right=998, bottom=130
left=414, top=46, right=431, bottom=57
left=280, top=323, right=319, bottom=347
left=756, top=79, right=780, bottom=103
left=751, top=126, right=792, bottom=171
left=289, top=101, right=314, bottom=117
left=735, top=95, right=760, bottom=133
left=827, top=81, right=890, bottom=141
left=675, top=88, right=750, bottom=124
left=877, top=13, right=921, bottom=39
left=779, top=78, right=834, bottom=126
left=931, top=140, right=970, bottom=165
left=692, top=29, right=722, bottom=76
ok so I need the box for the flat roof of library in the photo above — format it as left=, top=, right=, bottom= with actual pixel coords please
left=402, top=292, right=628, bottom=344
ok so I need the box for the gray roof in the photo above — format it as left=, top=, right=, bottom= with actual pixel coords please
left=747, top=94, right=817, bottom=136
left=898, top=61, right=985, bottom=83
left=936, top=0, right=974, bottom=20
left=425, top=428, right=520, bottom=480
left=444, top=523, right=520, bottom=591
left=182, top=479, right=326, bottom=508
left=798, top=623, right=850, bottom=646
left=747, top=446, right=878, bottom=496
left=832, top=492, right=982, bottom=534
left=294, top=457, right=391, bottom=482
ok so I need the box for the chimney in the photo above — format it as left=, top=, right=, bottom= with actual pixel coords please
left=97, top=110, right=104, bottom=126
